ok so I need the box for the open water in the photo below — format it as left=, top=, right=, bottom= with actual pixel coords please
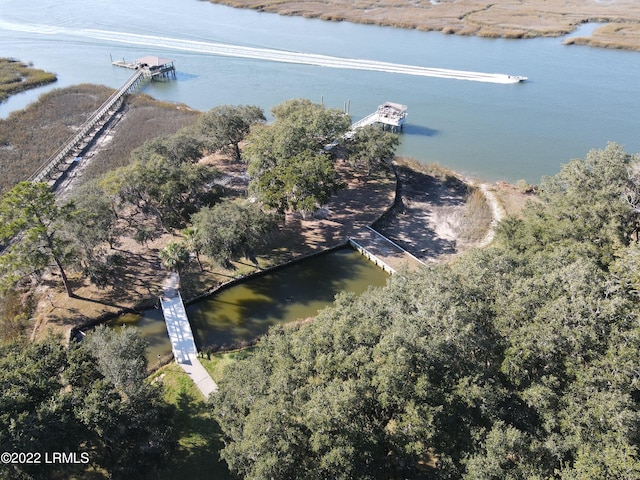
left=1, top=0, right=639, bottom=182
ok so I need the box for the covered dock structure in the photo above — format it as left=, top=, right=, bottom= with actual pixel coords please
left=348, top=102, right=408, bottom=134
left=112, top=55, right=176, bottom=79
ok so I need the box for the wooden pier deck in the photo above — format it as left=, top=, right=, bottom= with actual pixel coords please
left=349, top=226, right=425, bottom=274
left=160, top=275, right=218, bottom=399
left=326, top=102, right=407, bottom=149
left=111, top=55, right=176, bottom=79
left=29, top=55, right=175, bottom=186
left=348, top=102, right=407, bottom=133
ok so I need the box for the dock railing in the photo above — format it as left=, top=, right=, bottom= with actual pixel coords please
left=29, top=69, right=145, bottom=183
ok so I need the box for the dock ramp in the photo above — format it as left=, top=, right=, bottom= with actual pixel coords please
left=160, top=283, right=218, bottom=398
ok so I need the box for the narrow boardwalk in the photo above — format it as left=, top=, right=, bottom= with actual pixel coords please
left=29, top=68, right=145, bottom=184
left=160, top=274, right=218, bottom=398
left=349, top=226, right=425, bottom=273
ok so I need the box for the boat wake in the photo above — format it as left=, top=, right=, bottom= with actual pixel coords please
left=0, top=19, right=527, bottom=84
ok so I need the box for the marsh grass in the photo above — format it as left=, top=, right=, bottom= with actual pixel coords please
left=0, top=58, right=56, bottom=103
left=0, top=87, right=199, bottom=195
left=80, top=95, right=199, bottom=182
left=0, top=84, right=112, bottom=194
left=206, top=0, right=640, bottom=50
left=565, top=23, right=640, bottom=51
left=459, top=188, right=493, bottom=243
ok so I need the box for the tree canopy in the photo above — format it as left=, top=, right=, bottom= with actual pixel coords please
left=346, top=123, right=400, bottom=174
left=212, top=143, right=640, bottom=479
left=244, top=99, right=351, bottom=215
left=0, top=327, right=175, bottom=480
left=190, top=201, right=281, bottom=267
left=197, top=104, right=265, bottom=161
left=0, top=181, right=77, bottom=296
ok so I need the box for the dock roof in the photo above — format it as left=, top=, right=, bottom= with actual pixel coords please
left=135, top=55, right=173, bottom=67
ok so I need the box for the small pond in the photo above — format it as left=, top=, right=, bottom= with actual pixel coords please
left=111, top=247, right=389, bottom=363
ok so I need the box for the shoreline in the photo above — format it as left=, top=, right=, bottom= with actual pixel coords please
left=5, top=87, right=527, bottom=341
left=205, top=0, right=640, bottom=52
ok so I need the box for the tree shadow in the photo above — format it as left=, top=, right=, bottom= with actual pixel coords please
left=70, top=293, right=131, bottom=310
left=159, top=389, right=231, bottom=480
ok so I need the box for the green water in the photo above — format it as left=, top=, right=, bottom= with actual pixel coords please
left=111, top=248, right=388, bottom=361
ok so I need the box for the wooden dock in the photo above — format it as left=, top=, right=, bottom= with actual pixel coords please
left=349, top=102, right=407, bottom=133
left=29, top=55, right=176, bottom=186
left=111, top=55, right=176, bottom=79
left=29, top=69, right=145, bottom=184
left=349, top=226, right=425, bottom=273
left=326, top=102, right=407, bottom=150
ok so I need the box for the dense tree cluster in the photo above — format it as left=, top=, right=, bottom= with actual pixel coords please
left=244, top=99, right=350, bottom=214
left=190, top=201, right=281, bottom=267
left=0, top=326, right=175, bottom=480
left=0, top=103, right=278, bottom=302
left=0, top=97, right=399, bottom=306
left=212, top=143, right=640, bottom=479
left=244, top=99, right=400, bottom=215
left=197, top=104, right=266, bottom=160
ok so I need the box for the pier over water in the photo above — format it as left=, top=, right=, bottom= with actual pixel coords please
left=29, top=55, right=175, bottom=186
left=111, top=55, right=176, bottom=79
left=160, top=273, right=218, bottom=399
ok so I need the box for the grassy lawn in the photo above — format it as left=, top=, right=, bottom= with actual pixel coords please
left=150, top=363, right=231, bottom=480
left=149, top=349, right=255, bottom=480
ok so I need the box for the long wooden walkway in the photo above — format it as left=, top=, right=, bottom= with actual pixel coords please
left=160, top=274, right=218, bottom=399
left=29, top=68, right=146, bottom=184
left=349, top=225, right=425, bottom=274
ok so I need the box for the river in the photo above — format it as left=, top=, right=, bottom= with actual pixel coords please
left=1, top=0, right=639, bottom=182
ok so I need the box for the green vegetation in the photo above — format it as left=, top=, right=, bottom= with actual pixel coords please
left=79, top=95, right=201, bottom=182
left=160, top=241, right=191, bottom=273
left=190, top=202, right=281, bottom=267
left=212, top=143, right=640, bottom=479
left=346, top=123, right=400, bottom=175
left=151, top=362, right=231, bottom=480
left=99, top=153, right=222, bottom=230
left=0, top=327, right=175, bottom=480
left=0, top=58, right=56, bottom=103
left=245, top=98, right=394, bottom=215
left=197, top=104, right=266, bottom=160
left=0, top=182, right=78, bottom=296
left=0, top=87, right=199, bottom=195
left=0, top=94, right=400, bottom=477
